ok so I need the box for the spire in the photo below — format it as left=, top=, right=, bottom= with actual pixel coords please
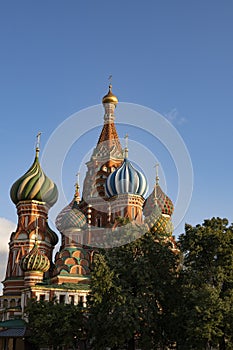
left=96, top=82, right=122, bottom=154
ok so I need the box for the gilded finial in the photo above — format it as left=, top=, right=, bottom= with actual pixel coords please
left=155, top=163, right=159, bottom=185
left=74, top=172, right=81, bottom=203
left=76, top=172, right=80, bottom=188
left=108, top=75, right=113, bottom=92
left=124, top=134, right=129, bottom=159
left=36, top=132, right=41, bottom=157
left=153, top=163, right=159, bottom=200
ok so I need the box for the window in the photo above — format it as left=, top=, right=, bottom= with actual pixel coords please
left=79, top=296, right=83, bottom=306
left=69, top=295, right=74, bottom=304
left=39, top=294, right=45, bottom=301
left=59, top=295, right=65, bottom=304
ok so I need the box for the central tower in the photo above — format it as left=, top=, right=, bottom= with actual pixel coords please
left=80, top=84, right=124, bottom=230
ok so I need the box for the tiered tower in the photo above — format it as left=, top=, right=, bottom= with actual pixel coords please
left=79, top=84, right=124, bottom=231
left=52, top=180, right=90, bottom=285
left=1, top=140, right=58, bottom=320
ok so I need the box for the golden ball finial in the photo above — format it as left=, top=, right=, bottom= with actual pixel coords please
left=102, top=84, right=118, bottom=105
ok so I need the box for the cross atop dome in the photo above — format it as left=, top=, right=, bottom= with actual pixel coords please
left=74, top=172, right=81, bottom=204
left=124, top=133, right=129, bottom=159
left=155, top=163, right=160, bottom=185
left=36, top=132, right=42, bottom=157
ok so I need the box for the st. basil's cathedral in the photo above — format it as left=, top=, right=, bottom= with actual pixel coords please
left=0, top=85, right=175, bottom=349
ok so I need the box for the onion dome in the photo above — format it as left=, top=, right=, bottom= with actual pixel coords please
left=105, top=158, right=148, bottom=198
left=143, top=184, right=174, bottom=217
left=55, top=201, right=73, bottom=231
left=102, top=84, right=118, bottom=105
left=56, top=207, right=86, bottom=232
left=10, top=147, right=58, bottom=207
left=145, top=211, right=173, bottom=236
left=56, top=181, right=86, bottom=232
left=20, top=241, right=50, bottom=272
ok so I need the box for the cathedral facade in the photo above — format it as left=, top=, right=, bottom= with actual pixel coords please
left=0, top=85, right=174, bottom=349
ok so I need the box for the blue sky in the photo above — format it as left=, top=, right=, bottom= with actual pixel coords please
left=0, top=1, right=233, bottom=280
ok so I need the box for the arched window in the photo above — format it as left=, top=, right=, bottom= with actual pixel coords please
left=96, top=216, right=102, bottom=228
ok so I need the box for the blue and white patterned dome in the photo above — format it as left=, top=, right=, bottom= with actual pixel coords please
left=105, top=158, right=148, bottom=198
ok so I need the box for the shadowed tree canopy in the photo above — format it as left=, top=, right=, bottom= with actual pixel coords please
left=88, top=222, right=180, bottom=350
left=25, top=298, right=87, bottom=350
left=25, top=217, right=233, bottom=350
left=176, top=217, right=233, bottom=350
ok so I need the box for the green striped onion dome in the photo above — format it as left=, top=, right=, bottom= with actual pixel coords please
left=55, top=206, right=86, bottom=233
left=143, top=184, right=174, bottom=217
left=20, top=242, right=50, bottom=272
left=10, top=150, right=58, bottom=207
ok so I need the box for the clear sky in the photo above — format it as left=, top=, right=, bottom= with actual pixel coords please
left=0, top=1, right=233, bottom=285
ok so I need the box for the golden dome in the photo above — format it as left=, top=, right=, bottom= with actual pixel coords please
left=102, top=84, right=118, bottom=105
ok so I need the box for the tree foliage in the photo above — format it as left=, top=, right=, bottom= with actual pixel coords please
left=88, top=224, right=180, bottom=350
left=176, top=217, right=233, bottom=350
left=25, top=217, right=233, bottom=350
left=25, top=298, right=87, bottom=349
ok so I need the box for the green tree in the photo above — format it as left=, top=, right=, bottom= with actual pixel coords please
left=88, top=224, right=179, bottom=350
left=25, top=298, right=87, bottom=349
left=176, top=217, right=233, bottom=350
